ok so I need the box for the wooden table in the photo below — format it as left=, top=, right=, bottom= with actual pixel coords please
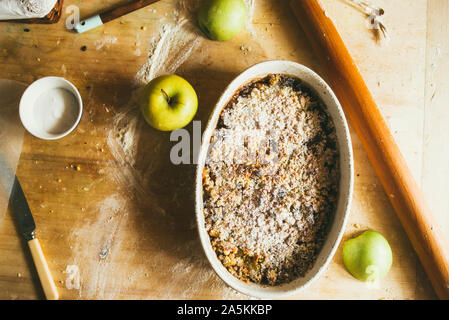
left=0, top=0, right=448, bottom=300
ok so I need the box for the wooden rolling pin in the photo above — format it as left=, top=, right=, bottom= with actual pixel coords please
left=290, top=0, right=449, bottom=299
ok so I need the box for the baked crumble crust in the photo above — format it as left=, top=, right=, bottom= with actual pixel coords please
left=203, top=74, right=339, bottom=286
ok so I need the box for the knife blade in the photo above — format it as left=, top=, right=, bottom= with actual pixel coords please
left=10, top=176, right=35, bottom=241
left=9, top=176, right=59, bottom=300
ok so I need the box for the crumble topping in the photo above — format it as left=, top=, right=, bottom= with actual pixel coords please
left=203, top=74, right=340, bottom=286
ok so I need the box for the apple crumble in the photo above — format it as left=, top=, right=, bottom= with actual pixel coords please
left=203, top=74, right=339, bottom=286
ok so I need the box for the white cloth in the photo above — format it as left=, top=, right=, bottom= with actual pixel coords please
left=0, top=0, right=58, bottom=20
left=0, top=79, right=26, bottom=226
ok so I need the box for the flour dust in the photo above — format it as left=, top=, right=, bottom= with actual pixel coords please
left=66, top=194, right=136, bottom=299
left=67, top=0, right=260, bottom=299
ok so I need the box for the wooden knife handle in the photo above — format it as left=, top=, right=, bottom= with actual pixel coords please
left=290, top=0, right=449, bottom=299
left=28, top=238, right=59, bottom=300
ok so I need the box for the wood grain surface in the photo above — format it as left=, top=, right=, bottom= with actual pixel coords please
left=0, top=0, right=447, bottom=300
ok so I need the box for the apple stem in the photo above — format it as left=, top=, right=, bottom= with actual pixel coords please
left=161, top=89, right=171, bottom=104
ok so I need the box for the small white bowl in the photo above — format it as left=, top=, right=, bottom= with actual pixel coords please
left=195, top=60, right=354, bottom=299
left=19, top=77, right=83, bottom=140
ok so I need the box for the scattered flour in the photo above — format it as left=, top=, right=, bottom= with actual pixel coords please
left=135, top=0, right=256, bottom=84
left=244, top=0, right=257, bottom=37
left=95, top=36, right=118, bottom=50
left=66, top=194, right=133, bottom=298
left=69, top=0, right=259, bottom=299
left=135, top=18, right=203, bottom=85
left=133, top=48, right=142, bottom=57
left=108, top=7, right=205, bottom=201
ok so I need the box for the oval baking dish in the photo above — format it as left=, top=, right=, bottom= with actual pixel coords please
left=195, top=60, right=354, bottom=299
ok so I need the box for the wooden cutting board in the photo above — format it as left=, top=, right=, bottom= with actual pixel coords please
left=0, top=0, right=447, bottom=299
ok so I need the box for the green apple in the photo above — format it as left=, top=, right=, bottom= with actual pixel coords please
left=139, top=74, right=198, bottom=131
left=342, top=230, right=393, bottom=282
left=198, top=0, right=247, bottom=41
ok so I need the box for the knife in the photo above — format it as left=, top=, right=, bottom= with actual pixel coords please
left=10, top=176, right=59, bottom=300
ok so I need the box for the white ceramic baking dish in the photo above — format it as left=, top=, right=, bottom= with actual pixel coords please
left=195, top=60, right=354, bottom=299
